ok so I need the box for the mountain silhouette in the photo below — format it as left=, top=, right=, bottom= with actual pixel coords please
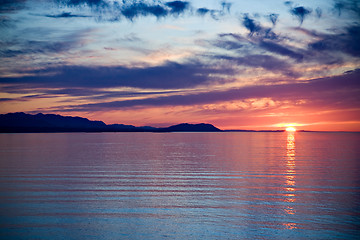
left=0, top=112, right=221, bottom=133
left=159, top=123, right=221, bottom=132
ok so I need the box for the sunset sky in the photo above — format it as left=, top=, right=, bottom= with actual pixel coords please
left=0, top=0, right=359, bottom=131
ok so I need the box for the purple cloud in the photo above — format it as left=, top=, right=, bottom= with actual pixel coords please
left=45, top=69, right=360, bottom=112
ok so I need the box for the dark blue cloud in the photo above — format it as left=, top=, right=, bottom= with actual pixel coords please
left=216, top=31, right=304, bottom=62
left=242, top=14, right=262, bottom=36
left=45, top=12, right=90, bottom=18
left=217, top=26, right=351, bottom=65
left=0, top=0, right=26, bottom=13
left=259, top=41, right=303, bottom=61
left=196, top=1, right=232, bottom=20
left=241, top=14, right=278, bottom=40
left=309, top=25, right=360, bottom=57
left=196, top=8, right=209, bottom=16
left=268, top=13, right=279, bottom=26
left=56, top=0, right=193, bottom=21
left=120, top=2, right=168, bottom=20
left=220, top=1, right=232, bottom=13
left=54, top=0, right=234, bottom=22
left=333, top=0, right=360, bottom=17
left=290, top=6, right=312, bottom=25
left=58, top=0, right=107, bottom=7
left=334, top=1, right=345, bottom=16
left=165, top=1, right=189, bottom=15
left=0, top=62, right=235, bottom=90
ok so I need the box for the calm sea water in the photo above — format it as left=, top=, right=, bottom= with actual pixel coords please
left=0, top=132, right=359, bottom=239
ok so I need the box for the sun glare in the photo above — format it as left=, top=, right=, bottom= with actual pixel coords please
left=286, top=127, right=297, bottom=132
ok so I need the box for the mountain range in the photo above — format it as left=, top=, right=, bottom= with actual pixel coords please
left=0, top=112, right=222, bottom=133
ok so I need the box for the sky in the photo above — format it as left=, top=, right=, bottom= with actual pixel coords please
left=0, top=0, right=359, bottom=131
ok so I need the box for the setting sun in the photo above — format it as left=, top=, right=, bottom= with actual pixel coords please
left=286, top=127, right=297, bottom=132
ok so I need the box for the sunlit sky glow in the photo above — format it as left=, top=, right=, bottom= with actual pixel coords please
left=1, top=0, right=359, bottom=130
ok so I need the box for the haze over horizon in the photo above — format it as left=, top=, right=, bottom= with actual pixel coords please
left=1, top=0, right=359, bottom=131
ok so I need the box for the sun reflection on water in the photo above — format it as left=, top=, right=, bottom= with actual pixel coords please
left=284, top=131, right=297, bottom=227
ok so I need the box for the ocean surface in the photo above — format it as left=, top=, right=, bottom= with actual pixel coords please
left=0, top=132, right=359, bottom=239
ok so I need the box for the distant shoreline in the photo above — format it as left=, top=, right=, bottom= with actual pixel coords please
left=1, top=112, right=359, bottom=133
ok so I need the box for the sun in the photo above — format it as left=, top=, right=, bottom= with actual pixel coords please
left=286, top=126, right=297, bottom=132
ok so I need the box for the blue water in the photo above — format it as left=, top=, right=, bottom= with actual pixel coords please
left=0, top=132, right=359, bottom=239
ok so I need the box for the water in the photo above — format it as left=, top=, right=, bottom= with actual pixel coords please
left=0, top=132, right=359, bottom=239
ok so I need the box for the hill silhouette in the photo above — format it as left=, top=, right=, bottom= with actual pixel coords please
left=0, top=112, right=221, bottom=133
left=159, top=123, right=221, bottom=132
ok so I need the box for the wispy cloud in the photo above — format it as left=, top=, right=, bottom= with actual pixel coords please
left=332, top=0, right=360, bottom=17
left=45, top=12, right=90, bottom=18
left=215, top=54, right=298, bottom=77
left=54, top=0, right=232, bottom=21
left=0, top=61, right=235, bottom=90
left=42, top=69, right=360, bottom=112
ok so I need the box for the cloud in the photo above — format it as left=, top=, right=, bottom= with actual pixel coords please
left=52, top=0, right=235, bottom=22
left=289, top=6, right=312, bottom=25
left=109, top=1, right=191, bottom=21
left=216, top=54, right=297, bottom=77
left=45, top=12, right=90, bottom=18
left=196, top=8, right=209, bottom=16
left=242, top=14, right=262, bottom=36
left=241, top=14, right=278, bottom=40
left=0, top=98, right=12, bottom=102
left=0, top=61, right=235, bottom=90
left=315, top=7, right=322, bottom=18
left=195, top=1, right=231, bottom=20
left=119, top=2, right=168, bottom=20
left=45, top=69, right=360, bottom=111
left=0, top=0, right=26, bottom=13
left=0, top=86, right=182, bottom=103
left=212, top=39, right=243, bottom=50
left=214, top=40, right=243, bottom=50
left=259, top=40, right=304, bottom=61
left=58, top=0, right=107, bottom=7
left=0, top=32, right=86, bottom=58
left=309, top=25, right=360, bottom=57
left=0, top=40, right=75, bottom=58
left=55, top=0, right=194, bottom=21
left=220, top=1, right=232, bottom=13
left=0, top=15, right=13, bottom=28
left=268, top=13, right=279, bottom=26
left=333, top=0, right=360, bottom=17
left=165, top=1, right=189, bottom=15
